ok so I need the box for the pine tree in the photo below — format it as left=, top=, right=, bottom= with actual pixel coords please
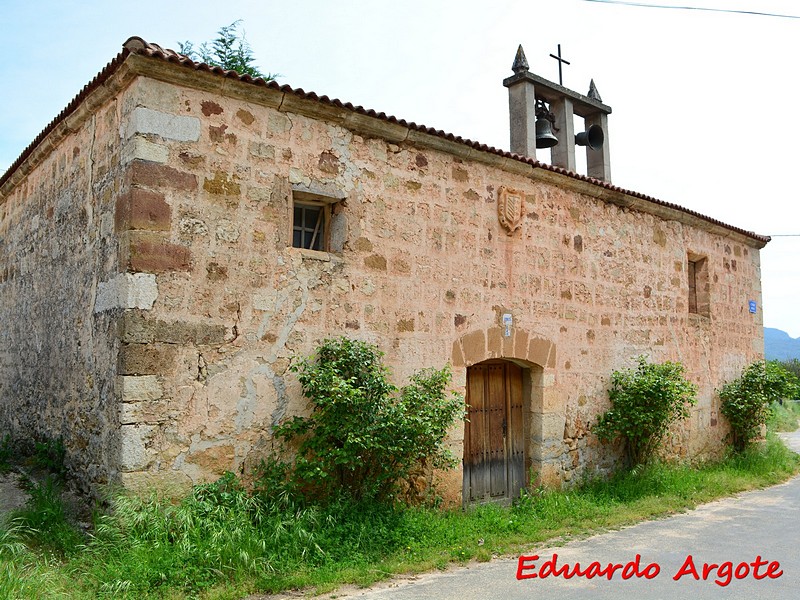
left=179, top=21, right=276, bottom=81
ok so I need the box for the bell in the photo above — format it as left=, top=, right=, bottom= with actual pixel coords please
left=575, top=124, right=604, bottom=151
left=535, top=116, right=559, bottom=149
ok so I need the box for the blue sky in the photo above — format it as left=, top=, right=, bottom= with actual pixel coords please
left=2, top=0, right=799, bottom=336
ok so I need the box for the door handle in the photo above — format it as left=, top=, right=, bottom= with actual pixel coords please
left=502, top=419, right=507, bottom=437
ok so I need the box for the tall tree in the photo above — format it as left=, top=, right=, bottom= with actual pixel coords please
left=179, top=21, right=276, bottom=81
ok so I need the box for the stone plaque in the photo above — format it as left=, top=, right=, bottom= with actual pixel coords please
left=498, top=186, right=524, bottom=235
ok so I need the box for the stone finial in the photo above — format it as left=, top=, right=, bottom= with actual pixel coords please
left=512, top=45, right=529, bottom=74
left=587, top=79, right=603, bottom=102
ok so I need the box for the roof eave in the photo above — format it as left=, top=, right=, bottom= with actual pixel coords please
left=0, top=39, right=771, bottom=249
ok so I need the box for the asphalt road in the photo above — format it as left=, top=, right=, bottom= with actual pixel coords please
left=329, top=431, right=800, bottom=600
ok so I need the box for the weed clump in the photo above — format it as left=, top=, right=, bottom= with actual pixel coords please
left=719, top=360, right=800, bottom=451
left=263, top=337, right=464, bottom=504
left=594, top=357, right=697, bottom=467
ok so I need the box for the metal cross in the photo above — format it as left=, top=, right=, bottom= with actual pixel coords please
left=549, top=44, right=570, bottom=86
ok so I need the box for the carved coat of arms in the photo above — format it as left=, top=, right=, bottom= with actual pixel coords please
left=497, top=186, right=524, bottom=235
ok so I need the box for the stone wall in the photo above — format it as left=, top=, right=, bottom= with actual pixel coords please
left=0, top=57, right=765, bottom=499
left=109, top=71, right=764, bottom=497
left=0, top=94, right=124, bottom=489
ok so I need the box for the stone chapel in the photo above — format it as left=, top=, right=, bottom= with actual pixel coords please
left=0, top=38, right=768, bottom=503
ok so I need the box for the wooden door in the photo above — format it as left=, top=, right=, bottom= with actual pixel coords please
left=463, top=361, right=525, bottom=504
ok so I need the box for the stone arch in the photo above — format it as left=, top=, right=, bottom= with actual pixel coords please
left=452, top=327, right=565, bottom=499
left=451, top=326, right=556, bottom=370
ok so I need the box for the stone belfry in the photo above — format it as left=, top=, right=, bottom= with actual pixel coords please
left=503, top=45, right=612, bottom=182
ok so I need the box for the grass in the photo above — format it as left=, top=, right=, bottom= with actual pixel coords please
left=768, top=400, right=800, bottom=432
left=0, top=435, right=798, bottom=599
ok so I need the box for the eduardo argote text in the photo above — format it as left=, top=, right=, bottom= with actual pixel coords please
left=517, top=553, right=783, bottom=587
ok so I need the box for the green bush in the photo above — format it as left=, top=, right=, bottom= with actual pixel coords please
left=594, top=356, right=697, bottom=468
left=778, top=358, right=800, bottom=379
left=719, top=360, right=800, bottom=451
left=269, top=337, right=463, bottom=504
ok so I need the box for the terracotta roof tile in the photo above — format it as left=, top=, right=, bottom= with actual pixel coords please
left=0, top=37, right=770, bottom=246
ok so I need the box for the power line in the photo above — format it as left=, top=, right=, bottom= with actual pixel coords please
left=579, top=0, right=800, bottom=19
left=769, top=234, right=800, bottom=237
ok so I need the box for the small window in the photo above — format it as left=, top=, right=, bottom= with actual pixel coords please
left=688, top=254, right=709, bottom=316
left=293, top=202, right=325, bottom=251
left=290, top=183, right=345, bottom=254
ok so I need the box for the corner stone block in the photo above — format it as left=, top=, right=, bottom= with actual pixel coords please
left=126, top=107, right=201, bottom=142
left=126, top=232, right=192, bottom=273
left=119, top=424, right=156, bottom=471
left=120, top=401, right=162, bottom=425
left=94, top=273, right=158, bottom=313
left=115, top=188, right=171, bottom=232
left=121, top=137, right=170, bottom=165
left=119, top=375, right=163, bottom=402
left=461, top=330, right=486, bottom=366
left=118, top=343, right=178, bottom=376
left=118, top=311, right=156, bottom=343
left=128, top=160, right=198, bottom=192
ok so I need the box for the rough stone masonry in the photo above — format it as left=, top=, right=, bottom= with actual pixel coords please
left=0, top=38, right=769, bottom=503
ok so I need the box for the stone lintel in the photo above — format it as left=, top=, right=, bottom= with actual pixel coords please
left=503, top=70, right=612, bottom=117
left=528, top=337, right=555, bottom=368
left=486, top=327, right=503, bottom=359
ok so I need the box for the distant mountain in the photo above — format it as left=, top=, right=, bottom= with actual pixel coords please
left=765, top=328, right=800, bottom=361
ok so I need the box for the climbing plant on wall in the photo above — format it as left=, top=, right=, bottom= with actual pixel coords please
left=594, top=356, right=697, bottom=468
left=266, top=337, right=463, bottom=504
left=719, top=360, right=800, bottom=451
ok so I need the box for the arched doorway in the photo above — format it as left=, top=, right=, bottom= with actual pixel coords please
left=463, top=360, right=526, bottom=504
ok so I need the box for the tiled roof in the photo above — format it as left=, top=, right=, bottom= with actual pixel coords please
left=1, top=37, right=770, bottom=246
